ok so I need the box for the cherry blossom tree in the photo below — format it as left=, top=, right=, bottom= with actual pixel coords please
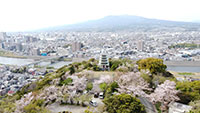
left=37, top=85, right=63, bottom=104
left=15, top=92, right=34, bottom=112
left=67, top=75, right=87, bottom=93
left=117, top=72, right=151, bottom=97
left=149, top=80, right=179, bottom=110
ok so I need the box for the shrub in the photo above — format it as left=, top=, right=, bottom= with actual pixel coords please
left=86, top=82, right=93, bottom=91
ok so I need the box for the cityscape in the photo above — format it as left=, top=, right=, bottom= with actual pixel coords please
left=1, top=31, right=200, bottom=61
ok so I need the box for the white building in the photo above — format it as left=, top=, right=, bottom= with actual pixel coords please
left=137, top=40, right=144, bottom=51
left=71, top=42, right=83, bottom=52
left=98, top=53, right=110, bottom=71
left=168, top=102, right=192, bottom=113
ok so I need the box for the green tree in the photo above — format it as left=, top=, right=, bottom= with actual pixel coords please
left=99, top=83, right=107, bottom=91
left=103, top=94, right=146, bottom=113
left=59, top=78, right=73, bottom=86
left=89, top=58, right=95, bottom=62
left=79, top=94, right=92, bottom=107
left=92, top=64, right=100, bottom=71
left=137, top=58, right=167, bottom=74
left=110, top=60, right=122, bottom=71
left=69, top=65, right=75, bottom=75
left=86, top=82, right=93, bottom=91
left=104, top=81, right=119, bottom=98
left=23, top=99, right=49, bottom=113
left=83, top=63, right=93, bottom=69
left=176, top=81, right=200, bottom=104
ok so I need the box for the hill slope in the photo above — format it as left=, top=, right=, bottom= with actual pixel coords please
left=40, top=15, right=200, bottom=32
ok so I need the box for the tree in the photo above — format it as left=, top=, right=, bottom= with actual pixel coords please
left=68, top=65, right=75, bottom=75
left=83, top=63, right=93, bottom=69
left=110, top=60, right=122, bottom=71
left=149, top=80, right=179, bottom=111
left=59, top=78, right=73, bottom=86
left=137, top=58, right=167, bottom=74
left=176, top=81, right=200, bottom=104
left=117, top=72, right=151, bottom=97
left=99, top=83, right=107, bottom=91
left=92, top=64, right=100, bottom=71
left=86, top=82, right=93, bottom=91
left=23, top=99, right=49, bottom=113
left=104, top=81, right=119, bottom=98
left=79, top=94, right=92, bottom=106
left=15, top=92, right=34, bottom=112
left=89, top=58, right=95, bottom=62
left=67, top=75, right=87, bottom=93
left=103, top=94, right=146, bottom=113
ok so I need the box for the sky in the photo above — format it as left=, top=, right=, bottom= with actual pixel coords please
left=0, top=0, right=200, bottom=32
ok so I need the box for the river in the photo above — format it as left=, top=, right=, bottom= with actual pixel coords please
left=167, top=66, right=200, bottom=72
left=0, top=57, right=200, bottom=72
left=0, top=56, right=34, bottom=66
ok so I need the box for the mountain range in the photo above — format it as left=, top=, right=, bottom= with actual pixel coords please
left=39, top=15, right=200, bottom=32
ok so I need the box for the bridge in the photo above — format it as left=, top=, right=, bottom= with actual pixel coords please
left=25, top=56, right=68, bottom=67
left=24, top=56, right=88, bottom=67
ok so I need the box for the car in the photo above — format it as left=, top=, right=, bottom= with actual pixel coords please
left=94, top=92, right=99, bottom=98
left=99, top=92, right=104, bottom=99
left=89, top=100, right=97, bottom=107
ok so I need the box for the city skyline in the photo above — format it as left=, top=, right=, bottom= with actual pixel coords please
left=0, top=0, right=200, bottom=32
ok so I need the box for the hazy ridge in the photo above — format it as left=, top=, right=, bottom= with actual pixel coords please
left=38, top=15, right=200, bottom=32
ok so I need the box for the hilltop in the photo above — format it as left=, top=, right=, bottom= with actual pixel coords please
left=0, top=58, right=200, bottom=113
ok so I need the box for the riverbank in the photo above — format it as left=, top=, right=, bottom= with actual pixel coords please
left=169, top=71, right=200, bottom=79
left=0, top=56, right=34, bottom=66
left=0, top=50, right=26, bottom=59
left=164, top=61, right=200, bottom=67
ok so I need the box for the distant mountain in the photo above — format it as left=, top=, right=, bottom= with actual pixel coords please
left=40, top=15, right=200, bottom=32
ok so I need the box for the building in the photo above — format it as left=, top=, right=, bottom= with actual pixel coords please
left=0, top=43, right=5, bottom=49
left=71, top=42, right=83, bottom=52
left=98, top=53, right=110, bottom=71
left=137, top=40, right=144, bottom=51
left=0, top=32, right=7, bottom=40
left=32, top=48, right=41, bottom=56
left=16, top=43, right=23, bottom=52
left=168, top=102, right=192, bottom=113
